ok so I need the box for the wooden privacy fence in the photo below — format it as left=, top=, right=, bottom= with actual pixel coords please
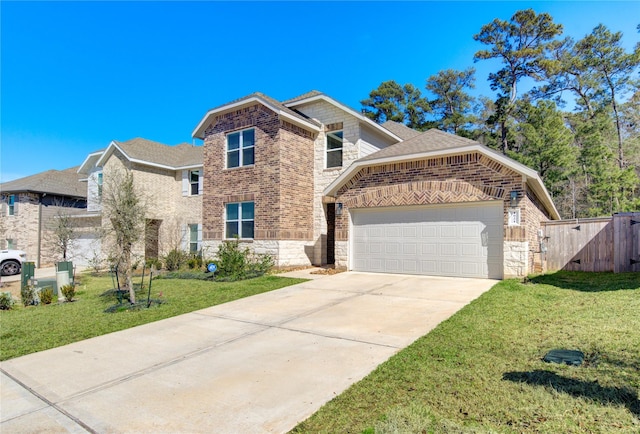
left=541, top=212, right=640, bottom=273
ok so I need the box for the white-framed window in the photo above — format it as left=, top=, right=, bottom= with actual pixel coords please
left=97, top=173, right=103, bottom=199
left=182, top=169, right=203, bottom=196
left=225, top=202, right=254, bottom=239
left=188, top=223, right=202, bottom=253
left=227, top=128, right=255, bottom=168
left=189, top=170, right=200, bottom=195
left=508, top=208, right=521, bottom=226
left=326, top=131, right=343, bottom=168
left=8, top=194, right=16, bottom=216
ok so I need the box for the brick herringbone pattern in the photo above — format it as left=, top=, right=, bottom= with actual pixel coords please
left=343, top=181, right=504, bottom=208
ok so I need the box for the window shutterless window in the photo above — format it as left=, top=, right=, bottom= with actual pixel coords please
left=189, top=224, right=200, bottom=253
left=227, top=128, right=255, bottom=168
left=326, top=131, right=343, bottom=168
left=225, top=202, right=254, bottom=239
left=190, top=170, right=200, bottom=196
left=8, top=195, right=15, bottom=216
left=97, top=173, right=103, bottom=199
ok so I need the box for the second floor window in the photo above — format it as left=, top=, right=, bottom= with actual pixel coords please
left=190, top=170, right=200, bottom=195
left=227, top=128, right=255, bottom=168
left=97, top=173, right=103, bottom=199
left=8, top=195, right=16, bottom=216
left=326, top=131, right=343, bottom=168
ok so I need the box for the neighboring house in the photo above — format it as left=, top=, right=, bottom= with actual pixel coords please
left=77, top=138, right=204, bottom=263
left=0, top=167, right=90, bottom=267
left=192, top=90, right=560, bottom=278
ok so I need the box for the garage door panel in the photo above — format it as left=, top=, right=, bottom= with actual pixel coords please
left=461, top=243, right=479, bottom=257
left=352, top=202, right=503, bottom=279
left=403, top=243, right=417, bottom=255
left=440, top=244, right=457, bottom=256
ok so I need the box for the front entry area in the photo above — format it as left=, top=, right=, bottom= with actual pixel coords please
left=351, top=201, right=504, bottom=279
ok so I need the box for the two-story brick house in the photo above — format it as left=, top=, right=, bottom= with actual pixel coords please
left=193, top=91, right=560, bottom=278
left=192, top=91, right=403, bottom=268
left=77, top=138, right=204, bottom=262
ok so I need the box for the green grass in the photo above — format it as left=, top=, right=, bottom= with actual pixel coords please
left=0, top=273, right=306, bottom=361
left=292, top=271, right=640, bottom=434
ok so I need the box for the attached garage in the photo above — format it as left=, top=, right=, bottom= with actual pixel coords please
left=324, top=128, right=561, bottom=279
left=351, top=202, right=503, bottom=279
left=69, top=233, right=101, bottom=267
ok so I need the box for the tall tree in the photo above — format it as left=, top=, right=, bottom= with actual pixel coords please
left=474, top=9, right=563, bottom=153
left=575, top=24, right=640, bottom=169
left=535, top=37, right=602, bottom=115
left=361, top=81, right=431, bottom=130
left=511, top=100, right=577, bottom=217
left=425, top=68, right=477, bottom=134
left=570, top=110, right=640, bottom=216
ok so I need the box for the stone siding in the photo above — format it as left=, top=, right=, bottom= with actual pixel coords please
left=294, top=99, right=396, bottom=264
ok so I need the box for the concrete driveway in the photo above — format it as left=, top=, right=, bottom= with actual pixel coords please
left=1, top=271, right=496, bottom=433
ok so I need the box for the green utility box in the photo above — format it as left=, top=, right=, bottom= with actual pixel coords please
left=21, top=262, right=36, bottom=288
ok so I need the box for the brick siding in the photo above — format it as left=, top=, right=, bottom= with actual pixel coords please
left=201, top=104, right=315, bottom=244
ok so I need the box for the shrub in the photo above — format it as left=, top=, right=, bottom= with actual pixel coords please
left=145, top=257, right=163, bottom=270
left=21, top=285, right=38, bottom=306
left=39, top=287, right=54, bottom=304
left=188, top=255, right=203, bottom=270
left=61, top=284, right=76, bottom=302
left=215, top=239, right=274, bottom=281
left=164, top=249, right=188, bottom=271
left=0, top=292, right=14, bottom=310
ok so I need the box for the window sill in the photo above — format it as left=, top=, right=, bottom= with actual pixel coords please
left=223, top=238, right=254, bottom=243
left=224, top=165, right=255, bottom=171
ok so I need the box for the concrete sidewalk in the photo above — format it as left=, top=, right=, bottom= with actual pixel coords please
left=1, top=272, right=496, bottom=433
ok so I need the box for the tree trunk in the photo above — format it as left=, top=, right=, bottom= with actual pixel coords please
left=501, top=119, right=509, bottom=154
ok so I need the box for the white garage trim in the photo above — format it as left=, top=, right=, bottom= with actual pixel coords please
left=349, top=201, right=503, bottom=279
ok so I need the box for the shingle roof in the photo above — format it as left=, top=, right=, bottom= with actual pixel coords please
left=114, top=138, right=203, bottom=168
left=380, top=121, right=422, bottom=141
left=359, top=129, right=480, bottom=162
left=1, top=167, right=86, bottom=198
left=281, top=90, right=324, bottom=104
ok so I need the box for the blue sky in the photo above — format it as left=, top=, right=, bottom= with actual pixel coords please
left=1, top=1, right=638, bottom=182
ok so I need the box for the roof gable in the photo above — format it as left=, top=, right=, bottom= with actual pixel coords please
left=284, top=92, right=402, bottom=143
left=324, top=129, right=560, bottom=220
left=192, top=92, right=321, bottom=139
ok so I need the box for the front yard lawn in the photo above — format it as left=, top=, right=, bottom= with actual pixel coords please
left=292, top=271, right=640, bottom=433
left=0, top=273, right=306, bottom=361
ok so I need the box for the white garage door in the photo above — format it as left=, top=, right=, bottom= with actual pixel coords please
left=69, top=233, right=102, bottom=267
left=351, top=202, right=503, bottom=279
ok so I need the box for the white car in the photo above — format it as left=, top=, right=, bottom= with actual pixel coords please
left=0, top=249, right=27, bottom=276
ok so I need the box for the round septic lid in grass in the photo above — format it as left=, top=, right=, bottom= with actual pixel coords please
left=543, top=349, right=585, bottom=366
